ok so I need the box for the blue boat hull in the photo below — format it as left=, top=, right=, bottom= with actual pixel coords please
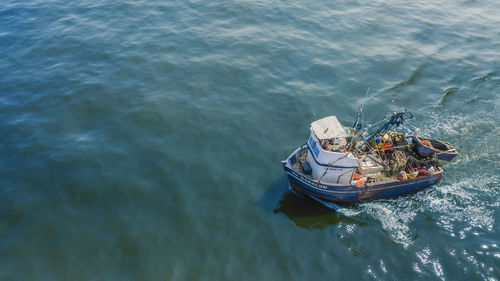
left=281, top=148, right=442, bottom=203
left=411, top=136, right=457, bottom=161
left=416, top=145, right=456, bottom=160
left=416, top=144, right=436, bottom=157
left=435, top=152, right=456, bottom=161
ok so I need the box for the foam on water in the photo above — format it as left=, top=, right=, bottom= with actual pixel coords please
left=334, top=105, right=499, bottom=246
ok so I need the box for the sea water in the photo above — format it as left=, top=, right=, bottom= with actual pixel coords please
left=1, top=0, right=499, bottom=280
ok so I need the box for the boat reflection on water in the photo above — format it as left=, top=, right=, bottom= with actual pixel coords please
left=273, top=190, right=361, bottom=230
left=261, top=175, right=361, bottom=230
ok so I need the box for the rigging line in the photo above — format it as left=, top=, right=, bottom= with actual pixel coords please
left=361, top=87, right=370, bottom=126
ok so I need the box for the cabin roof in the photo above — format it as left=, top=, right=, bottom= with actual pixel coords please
left=311, top=115, right=348, bottom=140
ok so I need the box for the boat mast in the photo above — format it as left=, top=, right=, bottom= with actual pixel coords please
left=352, top=87, right=370, bottom=131
left=348, top=88, right=370, bottom=151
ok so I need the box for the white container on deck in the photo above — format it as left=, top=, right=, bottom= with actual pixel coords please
left=358, top=154, right=384, bottom=175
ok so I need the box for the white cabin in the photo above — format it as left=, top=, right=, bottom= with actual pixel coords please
left=305, top=116, right=358, bottom=184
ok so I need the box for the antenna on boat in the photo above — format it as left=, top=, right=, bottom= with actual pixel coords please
left=352, top=87, right=370, bottom=131
left=361, top=87, right=370, bottom=127
left=349, top=87, right=370, bottom=151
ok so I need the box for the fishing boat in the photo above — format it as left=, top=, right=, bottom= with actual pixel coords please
left=411, top=135, right=457, bottom=161
left=281, top=110, right=456, bottom=203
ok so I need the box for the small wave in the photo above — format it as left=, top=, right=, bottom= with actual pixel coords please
left=437, top=87, right=459, bottom=106
left=473, top=71, right=498, bottom=81
left=385, top=64, right=425, bottom=92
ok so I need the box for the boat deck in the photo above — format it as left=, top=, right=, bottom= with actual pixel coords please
left=289, top=144, right=441, bottom=187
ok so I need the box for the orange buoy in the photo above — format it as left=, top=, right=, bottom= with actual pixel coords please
left=356, top=180, right=366, bottom=186
left=381, top=141, right=392, bottom=152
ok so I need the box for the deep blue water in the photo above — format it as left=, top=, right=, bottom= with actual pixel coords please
left=1, top=0, right=499, bottom=280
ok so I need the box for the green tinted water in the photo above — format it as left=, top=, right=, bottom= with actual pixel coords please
left=0, top=0, right=499, bottom=280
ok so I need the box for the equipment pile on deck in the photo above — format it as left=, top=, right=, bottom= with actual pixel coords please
left=350, top=130, right=439, bottom=186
